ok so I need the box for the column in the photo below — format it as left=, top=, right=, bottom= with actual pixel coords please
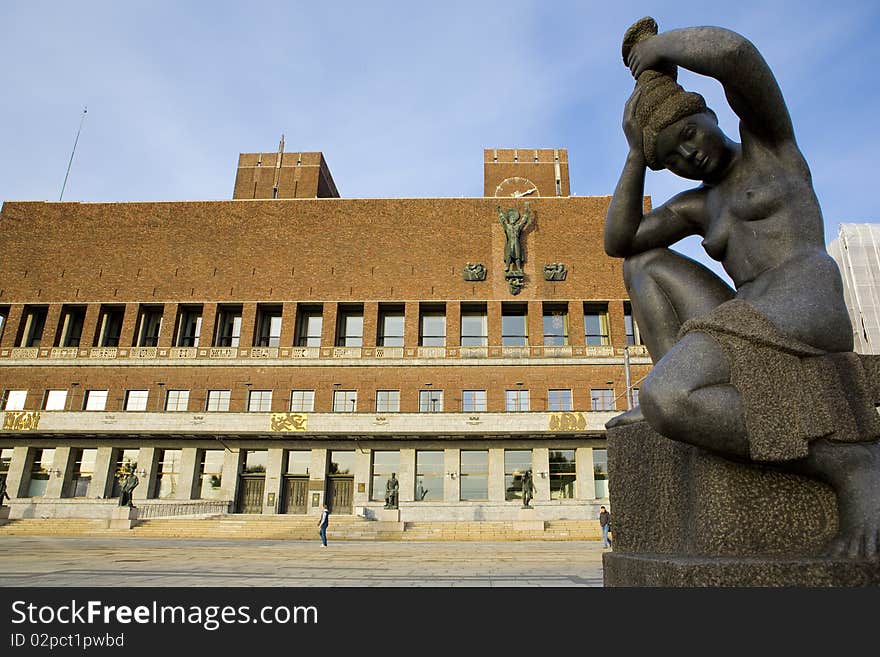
left=320, top=303, right=338, bottom=350
left=308, top=448, right=328, bottom=516
left=157, top=303, right=178, bottom=348
left=177, top=447, right=199, bottom=500
left=45, top=447, right=73, bottom=498
left=221, top=448, right=241, bottom=504
left=533, top=448, right=550, bottom=501
left=446, top=301, right=460, bottom=349
left=399, top=448, right=415, bottom=502
left=404, top=301, right=419, bottom=350
left=41, top=304, right=64, bottom=350
left=117, top=303, right=140, bottom=349
left=353, top=447, right=371, bottom=508
left=133, top=447, right=157, bottom=502
left=5, top=445, right=32, bottom=498
left=280, top=302, right=298, bottom=347
left=239, top=303, right=257, bottom=348
left=569, top=300, right=585, bottom=347
left=362, top=302, right=378, bottom=349
left=444, top=448, right=459, bottom=501
left=487, top=301, right=502, bottom=347
left=263, top=448, right=284, bottom=514
left=609, top=300, right=627, bottom=351
left=0, top=305, right=23, bottom=348
left=488, top=448, right=505, bottom=501
left=527, top=301, right=543, bottom=347
left=79, top=304, right=101, bottom=351
left=200, top=304, right=218, bottom=347
left=92, top=447, right=116, bottom=498
left=577, top=447, right=595, bottom=500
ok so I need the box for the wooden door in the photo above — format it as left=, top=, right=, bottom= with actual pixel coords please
left=282, top=477, right=308, bottom=514
left=236, top=476, right=265, bottom=513
left=327, top=477, right=353, bottom=514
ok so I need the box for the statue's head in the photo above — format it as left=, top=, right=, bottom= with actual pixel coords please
left=653, top=109, right=732, bottom=181
left=506, top=209, right=520, bottom=222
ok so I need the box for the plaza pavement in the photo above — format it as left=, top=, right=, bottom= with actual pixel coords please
left=0, top=537, right=606, bottom=587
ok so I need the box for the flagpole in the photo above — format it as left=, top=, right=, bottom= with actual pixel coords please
left=60, top=107, right=87, bottom=201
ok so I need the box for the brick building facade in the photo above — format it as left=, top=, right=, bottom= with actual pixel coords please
left=0, top=147, right=651, bottom=525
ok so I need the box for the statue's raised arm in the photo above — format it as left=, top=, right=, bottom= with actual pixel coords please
left=623, top=17, right=794, bottom=146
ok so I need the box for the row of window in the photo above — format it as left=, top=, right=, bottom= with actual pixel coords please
left=1, top=387, right=639, bottom=413
left=0, top=301, right=642, bottom=350
left=0, top=447, right=609, bottom=503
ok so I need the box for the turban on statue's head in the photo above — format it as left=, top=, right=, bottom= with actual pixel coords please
left=622, top=17, right=708, bottom=170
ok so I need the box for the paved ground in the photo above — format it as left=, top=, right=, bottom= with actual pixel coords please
left=0, top=537, right=607, bottom=587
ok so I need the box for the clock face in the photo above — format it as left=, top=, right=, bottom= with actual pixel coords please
left=494, top=176, right=538, bottom=198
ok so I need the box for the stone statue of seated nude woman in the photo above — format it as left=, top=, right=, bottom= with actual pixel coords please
left=604, top=17, right=880, bottom=559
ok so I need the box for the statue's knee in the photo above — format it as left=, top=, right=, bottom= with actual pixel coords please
left=622, top=248, right=668, bottom=288
left=640, top=377, right=689, bottom=437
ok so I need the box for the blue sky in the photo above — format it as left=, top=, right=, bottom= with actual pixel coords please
left=1, top=1, right=878, bottom=280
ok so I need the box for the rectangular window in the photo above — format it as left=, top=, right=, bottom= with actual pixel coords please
left=289, top=390, right=315, bottom=412
left=43, top=390, right=67, bottom=411
left=1, top=448, right=13, bottom=489
left=505, top=389, right=530, bottom=411
left=419, top=305, right=446, bottom=347
left=198, top=449, right=224, bottom=499
left=17, top=306, right=47, bottom=348
left=460, top=304, right=488, bottom=346
left=295, top=305, right=323, bottom=347
left=96, top=306, right=124, bottom=347
left=548, top=389, right=573, bottom=411
left=460, top=450, right=489, bottom=501
left=124, top=390, right=149, bottom=411
left=206, top=390, right=231, bottom=412
left=375, top=390, right=400, bottom=413
left=631, top=387, right=640, bottom=407
left=248, top=390, right=273, bottom=412
left=332, top=390, right=357, bottom=412
left=152, top=449, right=181, bottom=499
left=175, top=306, right=202, bottom=347
left=165, top=390, right=190, bottom=412
left=135, top=306, right=163, bottom=347
left=543, top=304, right=569, bottom=346
left=377, top=306, right=405, bottom=347
left=594, top=448, right=609, bottom=498
left=371, top=450, right=400, bottom=502
left=83, top=390, right=108, bottom=411
left=215, top=306, right=242, bottom=347
left=590, top=388, right=615, bottom=411
left=57, top=306, right=86, bottom=347
left=336, top=306, right=364, bottom=347
left=254, top=305, right=283, bottom=347
left=2, top=390, right=27, bottom=410
left=584, top=303, right=610, bottom=346
left=242, top=450, right=267, bottom=474
left=0, top=307, right=7, bottom=344
left=624, top=302, right=642, bottom=346
left=329, top=450, right=355, bottom=475
left=419, top=389, right=443, bottom=412
left=504, top=449, right=532, bottom=501
left=286, top=451, right=311, bottom=475
left=461, top=390, right=487, bottom=412
left=26, top=448, right=55, bottom=497
left=549, top=449, right=577, bottom=499
left=501, top=304, right=528, bottom=346
left=415, top=451, right=443, bottom=501
left=64, top=448, right=97, bottom=498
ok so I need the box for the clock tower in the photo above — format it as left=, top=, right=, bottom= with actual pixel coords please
left=484, top=148, right=570, bottom=198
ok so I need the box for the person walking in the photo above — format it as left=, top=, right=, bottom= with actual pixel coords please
left=318, top=504, right=330, bottom=547
left=599, top=506, right=612, bottom=548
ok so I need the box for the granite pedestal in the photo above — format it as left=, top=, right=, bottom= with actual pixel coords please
left=603, top=421, right=880, bottom=586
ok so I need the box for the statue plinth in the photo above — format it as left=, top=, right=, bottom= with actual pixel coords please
left=376, top=508, right=400, bottom=522
left=514, top=507, right=543, bottom=530
left=603, top=421, right=880, bottom=586
left=107, top=505, right=139, bottom=530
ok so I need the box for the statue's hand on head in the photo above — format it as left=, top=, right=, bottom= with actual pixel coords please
left=623, top=87, right=644, bottom=155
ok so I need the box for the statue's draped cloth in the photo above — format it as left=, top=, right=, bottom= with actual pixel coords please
left=678, top=299, right=880, bottom=462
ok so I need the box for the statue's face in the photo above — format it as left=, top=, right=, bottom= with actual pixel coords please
left=506, top=210, right=519, bottom=222
left=655, top=111, right=729, bottom=181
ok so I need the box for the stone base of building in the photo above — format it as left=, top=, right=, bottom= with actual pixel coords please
left=605, top=421, right=879, bottom=587
left=376, top=508, right=400, bottom=521
left=603, top=552, right=880, bottom=587
left=107, top=506, right=139, bottom=530
left=0, top=506, right=9, bottom=526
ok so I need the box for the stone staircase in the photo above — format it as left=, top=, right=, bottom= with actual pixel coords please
left=0, top=515, right=602, bottom=541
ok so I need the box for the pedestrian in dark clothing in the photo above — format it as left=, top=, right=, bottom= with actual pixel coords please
left=318, top=504, right=330, bottom=547
left=599, top=506, right=612, bottom=548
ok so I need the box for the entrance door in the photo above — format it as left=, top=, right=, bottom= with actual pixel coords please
left=236, top=476, right=265, bottom=513
left=282, top=477, right=309, bottom=514
left=327, top=476, right=353, bottom=514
